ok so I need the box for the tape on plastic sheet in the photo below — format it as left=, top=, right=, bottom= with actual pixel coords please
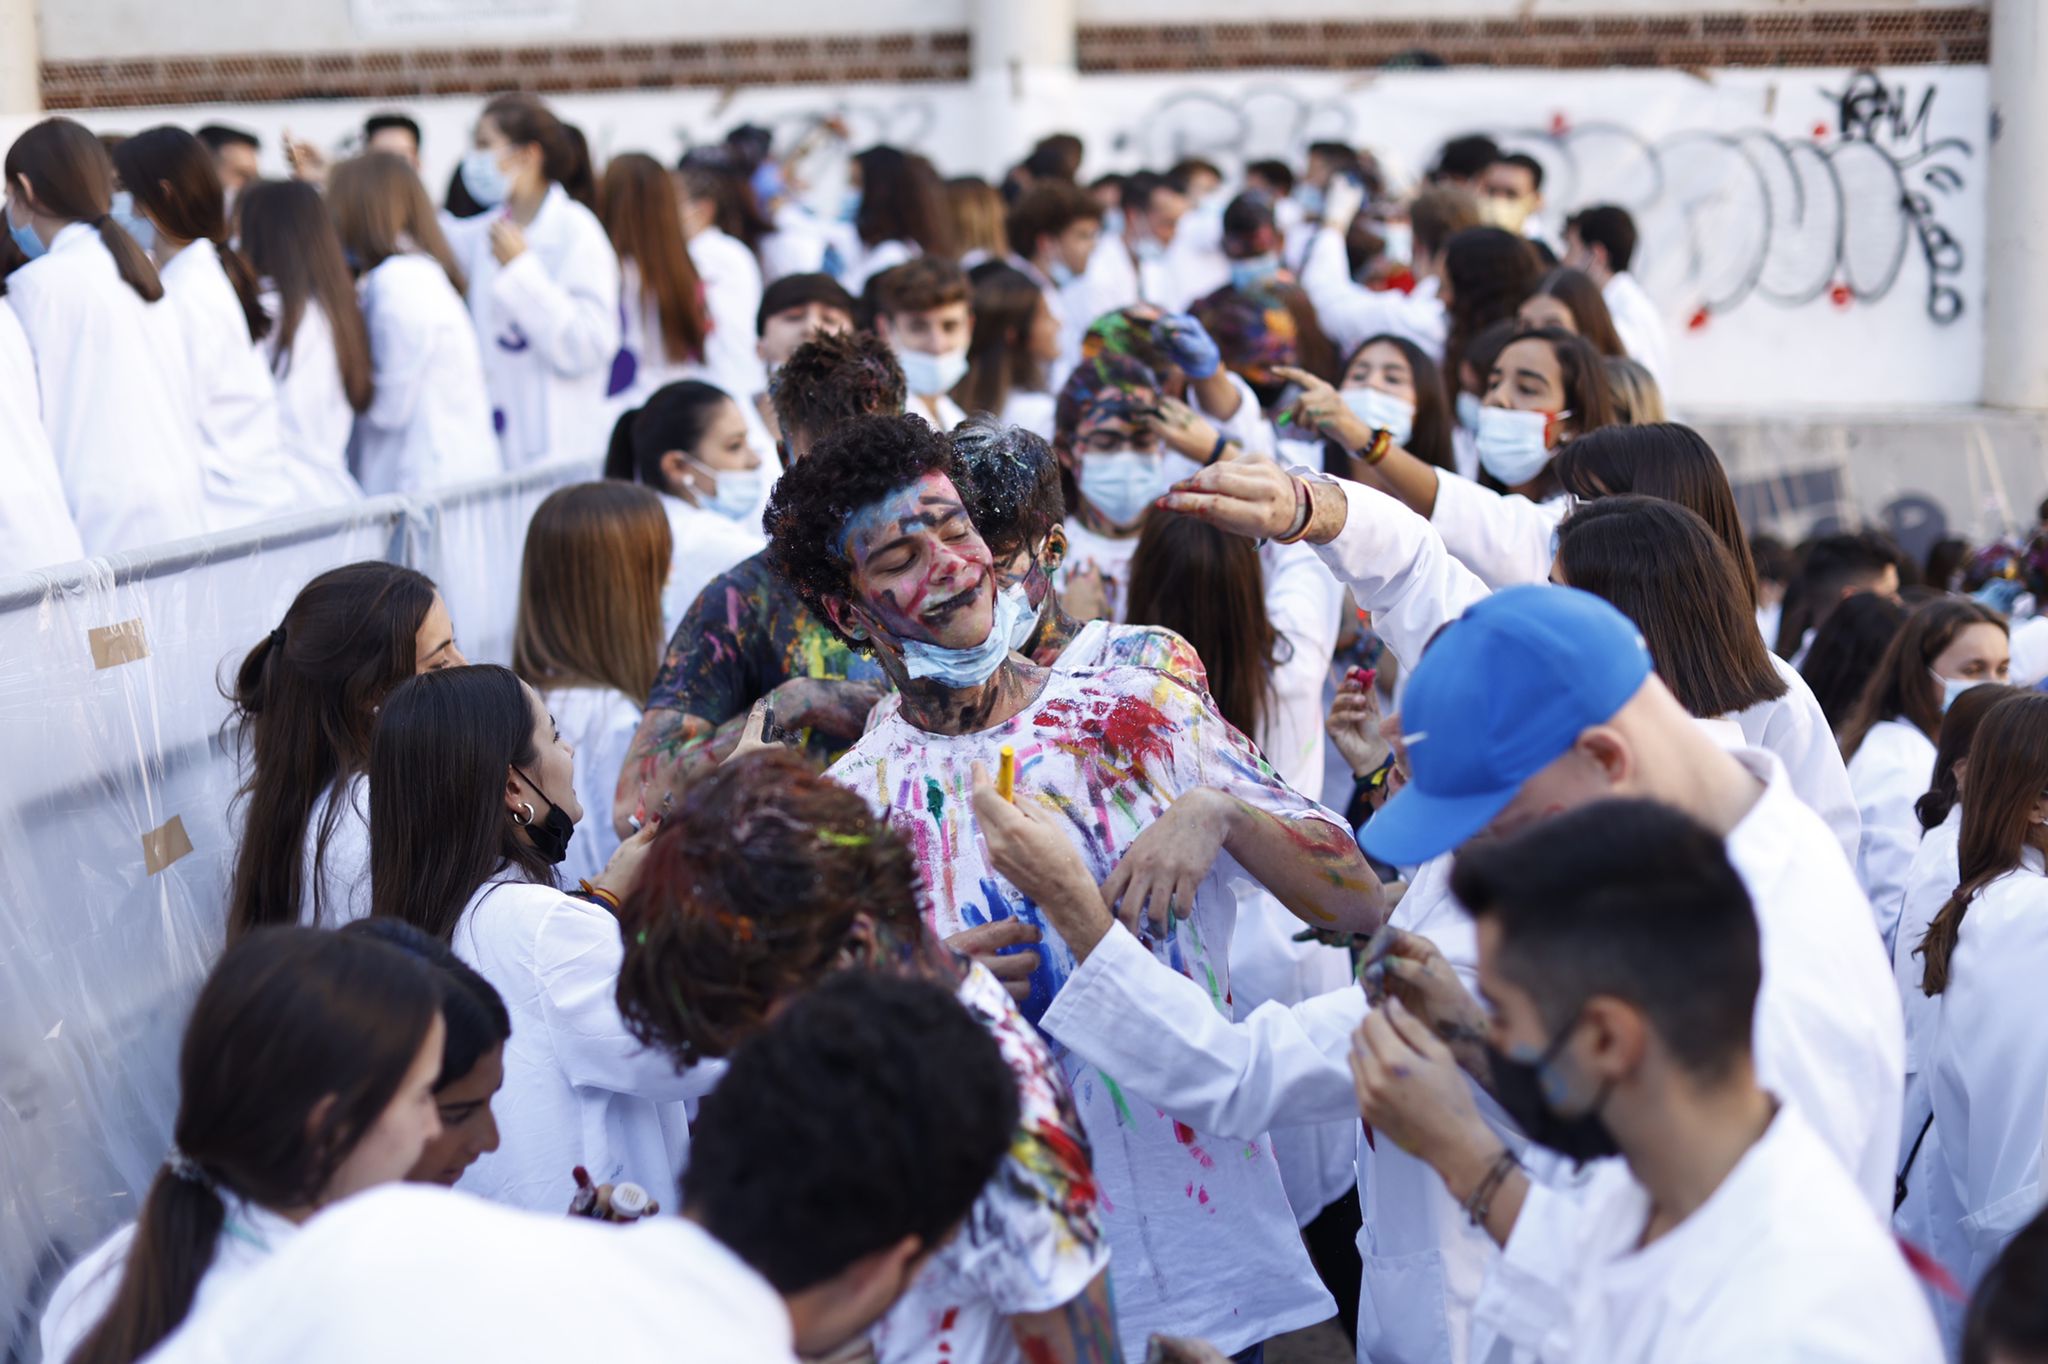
left=141, top=815, right=193, bottom=875
left=88, top=619, right=149, bottom=669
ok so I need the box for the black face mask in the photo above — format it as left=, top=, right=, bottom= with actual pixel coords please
left=513, top=765, right=576, bottom=867
left=1485, top=1014, right=1621, bottom=1167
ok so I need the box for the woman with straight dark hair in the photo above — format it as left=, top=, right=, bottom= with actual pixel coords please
left=328, top=153, right=499, bottom=495
left=368, top=663, right=697, bottom=1216
left=957, top=262, right=1059, bottom=438
left=113, top=127, right=323, bottom=528
left=1317, top=331, right=1455, bottom=477
left=237, top=179, right=372, bottom=500
left=4, top=117, right=208, bottom=553
left=1517, top=266, right=1628, bottom=358
left=1554, top=496, right=1786, bottom=720
left=512, top=482, right=671, bottom=886
left=603, top=379, right=767, bottom=634
left=1800, top=591, right=1909, bottom=733
left=39, top=928, right=444, bottom=1364
left=444, top=92, right=621, bottom=470
left=227, top=562, right=464, bottom=937
left=1843, top=598, right=2010, bottom=942
left=840, top=144, right=956, bottom=293
left=1554, top=422, right=1757, bottom=602
left=1891, top=683, right=2022, bottom=1260
left=341, top=917, right=511, bottom=1188
left=1925, top=694, right=2048, bottom=1294
left=599, top=153, right=709, bottom=410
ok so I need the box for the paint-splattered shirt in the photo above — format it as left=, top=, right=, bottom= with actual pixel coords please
left=646, top=549, right=885, bottom=761
left=828, top=665, right=1342, bottom=1355
left=872, top=961, right=1108, bottom=1364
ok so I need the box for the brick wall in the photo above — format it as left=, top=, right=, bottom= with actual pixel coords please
left=39, top=7, right=1985, bottom=111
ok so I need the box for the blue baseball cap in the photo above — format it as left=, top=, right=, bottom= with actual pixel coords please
left=1362, top=585, right=1652, bottom=867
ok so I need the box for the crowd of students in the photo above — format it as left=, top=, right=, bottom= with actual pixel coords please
left=15, top=96, right=2048, bottom=1364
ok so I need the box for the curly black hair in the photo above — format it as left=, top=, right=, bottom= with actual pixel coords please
left=765, top=411, right=967, bottom=648
left=767, top=328, right=906, bottom=448
left=952, top=416, right=1064, bottom=559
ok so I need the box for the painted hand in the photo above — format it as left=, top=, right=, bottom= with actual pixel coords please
left=1101, top=787, right=1234, bottom=937
left=1349, top=998, right=1486, bottom=1158
left=1275, top=364, right=1373, bottom=449
left=1142, top=394, right=1223, bottom=462
left=1327, top=669, right=1392, bottom=779
left=1380, top=929, right=1492, bottom=1077
left=944, top=919, right=1044, bottom=1002
left=1152, top=312, right=1222, bottom=379
left=970, top=764, right=1113, bottom=960
left=1062, top=560, right=1111, bottom=623
left=770, top=677, right=887, bottom=740
left=1156, top=458, right=1304, bottom=541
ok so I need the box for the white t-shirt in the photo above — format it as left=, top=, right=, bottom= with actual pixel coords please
left=1057, top=519, right=1141, bottom=623
left=828, top=665, right=1338, bottom=1356
left=1475, top=1105, right=1941, bottom=1363
left=299, top=770, right=372, bottom=928
left=145, top=1184, right=796, bottom=1364
left=539, top=684, right=643, bottom=888
left=873, top=963, right=1110, bottom=1364
left=40, top=1198, right=299, bottom=1364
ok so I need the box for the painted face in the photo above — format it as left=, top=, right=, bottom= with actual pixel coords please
left=408, top=1043, right=505, bottom=1186
left=1931, top=622, right=2011, bottom=685
left=991, top=528, right=1061, bottom=611
left=321, top=1014, right=446, bottom=1205
left=1517, top=294, right=1578, bottom=336
left=1343, top=339, right=1419, bottom=407
left=759, top=301, right=854, bottom=367
left=1070, top=385, right=1165, bottom=458
left=840, top=472, right=996, bottom=649
left=413, top=592, right=466, bottom=673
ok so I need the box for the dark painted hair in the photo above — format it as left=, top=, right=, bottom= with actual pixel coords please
left=369, top=664, right=556, bottom=939
left=113, top=126, right=269, bottom=342
left=952, top=415, right=1065, bottom=559
left=768, top=330, right=907, bottom=452
left=68, top=928, right=438, bottom=1364
left=5, top=117, right=162, bottom=300
left=226, top=563, right=438, bottom=939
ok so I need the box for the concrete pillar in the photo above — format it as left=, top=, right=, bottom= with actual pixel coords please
left=968, top=0, right=1079, bottom=177
left=0, top=0, right=40, bottom=117
left=1984, top=0, right=2048, bottom=409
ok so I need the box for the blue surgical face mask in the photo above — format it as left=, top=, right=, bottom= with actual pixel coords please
left=895, top=343, right=969, bottom=397
left=461, top=149, right=510, bottom=209
left=687, top=457, right=764, bottom=522
left=896, top=577, right=1024, bottom=688
left=110, top=190, right=155, bottom=256
left=1229, top=251, right=1283, bottom=292
left=1934, top=671, right=1988, bottom=714
left=1341, top=386, right=1416, bottom=449
left=1078, top=449, right=1169, bottom=529
left=1455, top=391, right=1483, bottom=432
left=839, top=187, right=863, bottom=224
left=1006, top=582, right=1043, bottom=649
left=1049, top=257, right=1079, bottom=288
left=1475, top=405, right=1563, bottom=487
left=7, top=199, right=45, bottom=260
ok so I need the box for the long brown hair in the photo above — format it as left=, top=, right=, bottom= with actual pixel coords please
left=1528, top=267, right=1627, bottom=357
left=1917, top=684, right=2024, bottom=833
left=328, top=153, right=467, bottom=295
left=512, top=482, right=672, bottom=702
left=1917, top=694, right=2048, bottom=995
left=4, top=117, right=162, bottom=301
left=1125, top=509, right=1277, bottom=740
left=67, top=928, right=439, bottom=1364
left=226, top=563, right=438, bottom=938
left=236, top=179, right=374, bottom=413
left=1485, top=326, right=1617, bottom=502
left=957, top=264, right=1048, bottom=417
left=946, top=176, right=1007, bottom=259
left=601, top=153, right=707, bottom=365
left=1839, top=598, right=2007, bottom=760
left=112, top=127, right=269, bottom=343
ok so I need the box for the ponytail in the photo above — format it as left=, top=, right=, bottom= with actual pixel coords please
left=1917, top=889, right=1971, bottom=997
left=217, top=238, right=272, bottom=345
left=110, top=127, right=267, bottom=339
left=601, top=380, right=730, bottom=491
left=5, top=119, right=164, bottom=302
left=66, top=1169, right=227, bottom=1364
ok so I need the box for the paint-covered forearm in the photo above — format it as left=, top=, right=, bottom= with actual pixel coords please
left=1221, top=798, right=1385, bottom=935
left=1009, top=1268, right=1124, bottom=1364
left=609, top=707, right=744, bottom=838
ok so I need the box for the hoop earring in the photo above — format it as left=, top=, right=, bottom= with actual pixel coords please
left=512, top=802, right=535, bottom=827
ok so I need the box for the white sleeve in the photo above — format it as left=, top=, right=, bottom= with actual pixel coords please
left=534, top=898, right=721, bottom=1102
left=1855, top=763, right=1926, bottom=951
left=361, top=279, right=430, bottom=431
left=1037, top=923, right=1365, bottom=1139
left=1305, top=475, right=1493, bottom=671
left=2011, top=616, right=2048, bottom=689
left=1193, top=370, right=1274, bottom=458
left=488, top=241, right=621, bottom=379
left=1428, top=467, right=1566, bottom=591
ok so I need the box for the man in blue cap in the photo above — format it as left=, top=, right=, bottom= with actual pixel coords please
left=981, top=458, right=1904, bottom=1364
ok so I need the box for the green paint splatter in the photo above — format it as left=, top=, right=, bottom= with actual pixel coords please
left=925, top=777, right=946, bottom=821
left=818, top=829, right=871, bottom=848
left=1099, top=1071, right=1135, bottom=1127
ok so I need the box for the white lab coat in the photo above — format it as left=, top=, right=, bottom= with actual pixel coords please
left=1299, top=228, right=1448, bottom=362
left=1929, top=850, right=2048, bottom=1291
left=839, top=236, right=918, bottom=295
left=1891, top=806, right=1959, bottom=1269
left=1601, top=271, right=1670, bottom=387
left=297, top=770, right=372, bottom=929
left=660, top=494, right=767, bottom=641
left=259, top=290, right=363, bottom=506
left=39, top=1197, right=299, bottom=1364
left=6, top=222, right=208, bottom=554
left=1427, top=466, right=1568, bottom=593
left=0, top=296, right=85, bottom=573
left=450, top=872, right=719, bottom=1214
left=1847, top=718, right=1940, bottom=950
left=686, top=228, right=769, bottom=406
left=539, top=684, right=642, bottom=889
left=143, top=1184, right=798, bottom=1364
left=1729, top=657, right=1861, bottom=868
left=1473, top=1105, right=1941, bottom=1364
left=2011, top=616, right=2048, bottom=689
left=159, top=240, right=312, bottom=528
left=446, top=185, right=621, bottom=468
left=350, top=253, right=501, bottom=497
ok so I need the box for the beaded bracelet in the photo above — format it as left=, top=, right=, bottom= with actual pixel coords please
left=1273, top=477, right=1315, bottom=544
left=1362, top=427, right=1394, bottom=466
left=1463, top=1148, right=1522, bottom=1228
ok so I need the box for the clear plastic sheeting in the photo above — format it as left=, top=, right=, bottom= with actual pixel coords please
left=0, top=459, right=595, bottom=1359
